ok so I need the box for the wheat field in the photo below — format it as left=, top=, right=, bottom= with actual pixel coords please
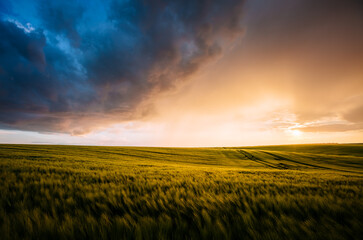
left=0, top=144, right=362, bottom=239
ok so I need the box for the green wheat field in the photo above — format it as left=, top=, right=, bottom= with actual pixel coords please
left=0, top=144, right=362, bottom=239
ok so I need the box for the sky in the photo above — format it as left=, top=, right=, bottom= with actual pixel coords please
left=0, top=0, right=362, bottom=146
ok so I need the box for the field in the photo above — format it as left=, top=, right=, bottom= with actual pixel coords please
left=0, top=144, right=362, bottom=239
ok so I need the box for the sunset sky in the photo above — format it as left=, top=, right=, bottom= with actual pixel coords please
left=0, top=0, right=362, bottom=146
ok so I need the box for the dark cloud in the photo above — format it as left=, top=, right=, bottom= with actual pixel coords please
left=38, top=1, right=85, bottom=47
left=0, top=20, right=53, bottom=113
left=0, top=19, right=86, bottom=132
left=83, top=0, right=245, bottom=111
left=0, top=0, right=246, bottom=134
left=0, top=0, right=12, bottom=17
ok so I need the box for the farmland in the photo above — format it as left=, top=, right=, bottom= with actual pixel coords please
left=0, top=144, right=362, bottom=239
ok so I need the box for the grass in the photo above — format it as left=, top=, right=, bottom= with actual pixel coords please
left=0, top=144, right=362, bottom=239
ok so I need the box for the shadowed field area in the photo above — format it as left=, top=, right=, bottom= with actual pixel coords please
left=0, top=144, right=362, bottom=239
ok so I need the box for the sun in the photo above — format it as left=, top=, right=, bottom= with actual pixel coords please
left=290, top=129, right=302, bottom=137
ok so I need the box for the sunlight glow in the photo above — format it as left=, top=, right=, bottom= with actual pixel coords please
left=289, top=129, right=303, bottom=137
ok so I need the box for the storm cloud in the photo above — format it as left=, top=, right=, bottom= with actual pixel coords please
left=1, top=0, right=362, bottom=141
left=0, top=0, right=246, bottom=134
